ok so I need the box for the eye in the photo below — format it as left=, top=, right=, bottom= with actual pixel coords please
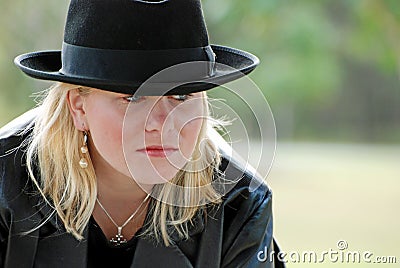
left=170, top=95, right=190, bottom=102
left=124, top=95, right=145, bottom=103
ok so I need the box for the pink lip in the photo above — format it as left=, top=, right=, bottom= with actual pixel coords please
left=137, top=145, right=178, bottom=158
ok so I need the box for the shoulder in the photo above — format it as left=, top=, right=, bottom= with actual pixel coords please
left=218, top=156, right=274, bottom=267
left=194, top=155, right=274, bottom=267
left=0, top=108, right=37, bottom=143
left=217, top=153, right=272, bottom=216
left=0, top=108, right=37, bottom=177
left=0, top=108, right=38, bottom=161
left=0, top=108, right=38, bottom=203
left=209, top=128, right=272, bottom=214
left=206, top=127, right=273, bottom=235
left=0, top=108, right=38, bottom=164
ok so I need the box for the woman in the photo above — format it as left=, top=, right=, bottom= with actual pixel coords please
left=0, top=0, right=283, bottom=267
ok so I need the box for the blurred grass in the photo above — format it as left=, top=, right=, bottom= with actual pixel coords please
left=265, top=142, right=399, bottom=267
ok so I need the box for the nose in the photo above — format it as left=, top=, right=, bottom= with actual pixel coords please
left=145, top=97, right=175, bottom=133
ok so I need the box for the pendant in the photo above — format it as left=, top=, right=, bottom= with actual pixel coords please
left=110, top=226, right=127, bottom=246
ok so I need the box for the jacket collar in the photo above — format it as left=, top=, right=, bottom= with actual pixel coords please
left=27, top=200, right=195, bottom=267
left=30, top=190, right=199, bottom=267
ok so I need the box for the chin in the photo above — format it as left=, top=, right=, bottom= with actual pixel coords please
left=128, top=165, right=180, bottom=185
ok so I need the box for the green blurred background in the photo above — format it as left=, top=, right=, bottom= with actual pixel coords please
left=1, top=0, right=399, bottom=267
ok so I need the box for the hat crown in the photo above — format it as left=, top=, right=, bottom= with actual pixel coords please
left=15, top=0, right=259, bottom=95
left=64, top=0, right=210, bottom=50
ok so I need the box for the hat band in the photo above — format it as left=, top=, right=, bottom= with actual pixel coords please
left=60, top=42, right=216, bottom=83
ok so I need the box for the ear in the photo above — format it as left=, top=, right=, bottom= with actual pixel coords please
left=66, top=88, right=88, bottom=131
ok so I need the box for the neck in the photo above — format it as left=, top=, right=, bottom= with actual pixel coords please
left=88, top=141, right=152, bottom=202
left=96, top=173, right=148, bottom=201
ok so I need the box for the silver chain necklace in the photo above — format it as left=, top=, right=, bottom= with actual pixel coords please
left=96, top=193, right=151, bottom=246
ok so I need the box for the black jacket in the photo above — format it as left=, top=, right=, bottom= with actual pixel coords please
left=0, top=110, right=284, bottom=268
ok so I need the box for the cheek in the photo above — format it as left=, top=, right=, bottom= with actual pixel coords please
left=122, top=108, right=146, bottom=149
left=92, top=121, right=122, bottom=150
left=89, top=104, right=123, bottom=141
left=179, top=118, right=203, bottom=158
left=173, top=98, right=205, bottom=159
left=86, top=105, right=127, bottom=172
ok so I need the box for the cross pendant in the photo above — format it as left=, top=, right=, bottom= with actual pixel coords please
left=110, top=226, right=127, bottom=246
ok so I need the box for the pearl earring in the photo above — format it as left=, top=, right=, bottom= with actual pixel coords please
left=79, top=131, right=89, bottom=168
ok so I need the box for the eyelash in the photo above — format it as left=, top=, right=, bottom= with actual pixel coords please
left=124, top=95, right=145, bottom=103
left=171, top=95, right=190, bottom=101
left=124, top=95, right=191, bottom=103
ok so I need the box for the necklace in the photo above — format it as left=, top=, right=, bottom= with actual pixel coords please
left=96, top=193, right=151, bottom=246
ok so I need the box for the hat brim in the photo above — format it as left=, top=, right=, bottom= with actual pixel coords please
left=14, top=45, right=259, bottom=95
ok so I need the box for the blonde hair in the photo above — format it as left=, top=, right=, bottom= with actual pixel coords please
left=25, top=82, right=222, bottom=246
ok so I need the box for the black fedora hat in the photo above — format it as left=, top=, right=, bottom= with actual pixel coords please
left=14, top=0, right=259, bottom=95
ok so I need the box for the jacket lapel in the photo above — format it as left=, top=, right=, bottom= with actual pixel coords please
left=129, top=198, right=205, bottom=267
left=5, top=226, right=39, bottom=268
left=33, top=228, right=88, bottom=268
left=26, top=190, right=89, bottom=267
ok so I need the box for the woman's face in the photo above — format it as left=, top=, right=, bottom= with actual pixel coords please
left=80, top=88, right=205, bottom=185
